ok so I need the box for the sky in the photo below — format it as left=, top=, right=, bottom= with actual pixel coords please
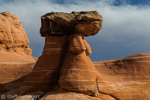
left=0, top=0, right=150, bottom=61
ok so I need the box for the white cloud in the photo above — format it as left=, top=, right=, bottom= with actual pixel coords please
left=0, top=0, right=150, bottom=61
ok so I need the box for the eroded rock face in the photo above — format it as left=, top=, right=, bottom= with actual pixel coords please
left=0, top=52, right=36, bottom=83
left=0, top=11, right=36, bottom=95
left=19, top=11, right=103, bottom=96
left=59, top=33, right=100, bottom=96
left=19, top=35, right=68, bottom=95
left=0, top=11, right=32, bottom=55
left=94, top=53, right=150, bottom=100
left=40, top=11, right=103, bottom=36
left=59, top=52, right=98, bottom=95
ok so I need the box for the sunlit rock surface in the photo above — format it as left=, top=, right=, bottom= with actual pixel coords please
left=0, top=11, right=36, bottom=95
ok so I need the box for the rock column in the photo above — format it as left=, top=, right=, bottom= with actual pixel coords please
left=19, top=35, right=68, bottom=95
left=19, top=11, right=103, bottom=96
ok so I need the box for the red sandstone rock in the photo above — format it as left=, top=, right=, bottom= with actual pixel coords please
left=0, top=11, right=36, bottom=95
left=68, top=34, right=85, bottom=54
left=59, top=52, right=99, bottom=96
left=0, top=53, right=35, bottom=94
left=19, top=35, right=68, bottom=95
left=40, top=92, right=102, bottom=100
left=39, top=11, right=102, bottom=98
left=19, top=11, right=103, bottom=96
left=75, top=23, right=100, bottom=36
left=58, top=20, right=101, bottom=96
left=98, top=93, right=116, bottom=100
left=0, top=11, right=32, bottom=55
left=93, top=53, right=150, bottom=100
left=0, top=51, right=36, bottom=84
left=83, top=38, right=92, bottom=55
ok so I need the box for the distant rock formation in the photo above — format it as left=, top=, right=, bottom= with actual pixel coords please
left=93, top=53, right=150, bottom=100
left=0, top=11, right=32, bottom=55
left=0, top=11, right=36, bottom=95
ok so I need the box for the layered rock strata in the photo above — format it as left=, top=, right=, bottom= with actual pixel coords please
left=0, top=52, right=35, bottom=84
left=94, top=53, right=150, bottom=100
left=0, top=11, right=36, bottom=94
left=58, top=34, right=118, bottom=97
left=59, top=34, right=99, bottom=96
left=19, top=35, right=68, bottom=95
left=20, top=11, right=104, bottom=97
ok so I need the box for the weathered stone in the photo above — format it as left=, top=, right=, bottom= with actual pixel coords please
left=40, top=92, right=102, bottom=100
left=0, top=52, right=35, bottom=84
left=98, top=93, right=116, bottom=100
left=0, top=51, right=36, bottom=85
left=0, top=51, right=36, bottom=96
left=75, top=23, right=100, bottom=36
left=0, top=11, right=36, bottom=96
left=0, top=11, right=32, bottom=55
left=93, top=53, right=150, bottom=100
left=58, top=29, right=100, bottom=96
left=59, top=52, right=98, bottom=96
left=68, top=34, right=85, bottom=54
left=19, top=35, right=68, bottom=95
left=40, top=11, right=103, bottom=36
left=83, top=38, right=92, bottom=55
left=19, top=11, right=105, bottom=99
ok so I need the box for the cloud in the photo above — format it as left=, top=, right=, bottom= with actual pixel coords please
left=0, top=0, right=150, bottom=61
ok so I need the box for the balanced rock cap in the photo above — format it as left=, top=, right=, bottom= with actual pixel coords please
left=40, top=11, right=103, bottom=36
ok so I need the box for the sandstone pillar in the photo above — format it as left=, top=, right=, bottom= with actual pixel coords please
left=19, top=11, right=103, bottom=96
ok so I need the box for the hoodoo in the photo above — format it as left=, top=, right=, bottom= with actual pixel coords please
left=17, top=11, right=150, bottom=100
left=19, top=11, right=104, bottom=96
